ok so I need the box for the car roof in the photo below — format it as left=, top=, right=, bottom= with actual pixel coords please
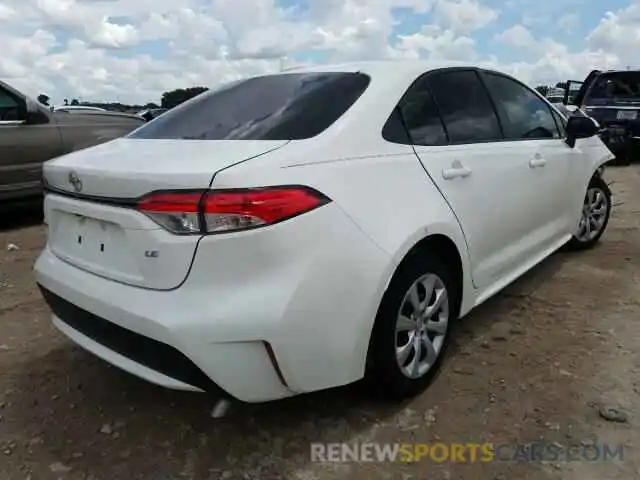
left=600, top=69, right=640, bottom=74
left=270, top=61, right=526, bottom=146
left=272, top=60, right=522, bottom=93
left=283, top=60, right=475, bottom=75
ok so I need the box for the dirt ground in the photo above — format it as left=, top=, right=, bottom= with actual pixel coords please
left=1, top=166, right=639, bottom=480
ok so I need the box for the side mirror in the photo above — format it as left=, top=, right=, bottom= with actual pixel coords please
left=565, top=114, right=599, bottom=148
left=21, top=98, right=48, bottom=124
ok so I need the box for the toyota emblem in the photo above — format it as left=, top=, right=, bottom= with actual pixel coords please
left=68, top=171, right=83, bottom=193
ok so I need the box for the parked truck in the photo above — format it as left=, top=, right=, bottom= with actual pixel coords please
left=562, top=69, right=640, bottom=165
left=0, top=80, right=145, bottom=203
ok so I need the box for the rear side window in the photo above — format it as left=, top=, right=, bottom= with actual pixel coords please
left=129, top=73, right=370, bottom=141
left=399, top=89, right=447, bottom=146
left=382, top=76, right=447, bottom=146
left=482, top=72, right=560, bottom=140
left=427, top=70, right=502, bottom=144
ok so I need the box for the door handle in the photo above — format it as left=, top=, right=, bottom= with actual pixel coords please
left=442, top=161, right=472, bottom=180
left=529, top=157, right=547, bottom=168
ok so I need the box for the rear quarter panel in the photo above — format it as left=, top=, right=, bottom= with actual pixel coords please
left=214, top=141, right=472, bottom=303
left=212, top=140, right=474, bottom=386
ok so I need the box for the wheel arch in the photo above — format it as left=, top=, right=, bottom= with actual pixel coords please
left=358, top=228, right=473, bottom=381
left=395, top=234, right=465, bottom=319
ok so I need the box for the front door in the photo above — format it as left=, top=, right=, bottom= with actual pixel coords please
left=0, top=86, right=62, bottom=200
left=479, top=70, right=576, bottom=246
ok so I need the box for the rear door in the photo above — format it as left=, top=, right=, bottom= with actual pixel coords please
left=0, top=85, right=62, bottom=200
left=402, top=69, right=543, bottom=289
left=479, top=70, right=576, bottom=242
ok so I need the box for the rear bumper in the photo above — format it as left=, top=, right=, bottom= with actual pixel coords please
left=34, top=203, right=391, bottom=403
left=36, top=254, right=291, bottom=402
left=40, top=286, right=222, bottom=394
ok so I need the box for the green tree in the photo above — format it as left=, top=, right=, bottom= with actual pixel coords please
left=160, top=87, right=209, bottom=109
left=534, top=85, right=549, bottom=96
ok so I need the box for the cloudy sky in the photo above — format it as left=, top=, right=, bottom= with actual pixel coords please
left=1, top=0, right=639, bottom=104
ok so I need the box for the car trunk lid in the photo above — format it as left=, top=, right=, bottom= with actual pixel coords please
left=43, top=137, right=288, bottom=197
left=42, top=138, right=289, bottom=290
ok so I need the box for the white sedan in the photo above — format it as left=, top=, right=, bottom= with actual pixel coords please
left=34, top=61, right=614, bottom=405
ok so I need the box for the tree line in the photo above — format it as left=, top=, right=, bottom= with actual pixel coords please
left=38, top=86, right=210, bottom=113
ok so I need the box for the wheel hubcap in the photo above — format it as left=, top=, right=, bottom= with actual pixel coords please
left=576, top=186, right=608, bottom=242
left=395, top=273, right=449, bottom=379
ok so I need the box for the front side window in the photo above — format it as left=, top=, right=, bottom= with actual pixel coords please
left=426, top=70, right=502, bottom=144
left=129, top=72, right=370, bottom=141
left=482, top=72, right=559, bottom=140
left=0, top=87, right=20, bottom=122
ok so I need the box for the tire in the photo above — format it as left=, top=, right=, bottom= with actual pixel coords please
left=363, top=253, right=458, bottom=400
left=565, top=175, right=612, bottom=251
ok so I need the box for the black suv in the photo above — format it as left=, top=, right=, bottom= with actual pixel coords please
left=564, top=69, right=640, bottom=165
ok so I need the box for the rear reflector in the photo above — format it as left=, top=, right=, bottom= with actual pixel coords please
left=136, top=186, right=330, bottom=235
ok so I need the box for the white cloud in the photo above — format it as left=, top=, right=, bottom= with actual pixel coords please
left=495, top=24, right=535, bottom=48
left=557, top=13, right=579, bottom=33
left=1, top=0, right=639, bottom=104
left=521, top=13, right=544, bottom=27
left=396, top=26, right=478, bottom=61
left=0, top=2, right=16, bottom=20
left=433, top=0, right=498, bottom=35
left=587, top=4, right=640, bottom=56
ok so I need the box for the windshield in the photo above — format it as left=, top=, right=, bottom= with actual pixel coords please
left=129, top=72, right=370, bottom=141
left=584, top=72, right=640, bottom=105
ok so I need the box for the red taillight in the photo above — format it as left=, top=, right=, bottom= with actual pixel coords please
left=136, top=192, right=202, bottom=213
left=136, top=192, right=203, bottom=234
left=136, top=186, right=330, bottom=235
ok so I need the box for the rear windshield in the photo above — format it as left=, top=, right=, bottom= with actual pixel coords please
left=585, top=72, right=640, bottom=105
left=129, top=72, right=371, bottom=140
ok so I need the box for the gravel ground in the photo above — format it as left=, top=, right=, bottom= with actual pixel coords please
left=0, top=166, right=639, bottom=480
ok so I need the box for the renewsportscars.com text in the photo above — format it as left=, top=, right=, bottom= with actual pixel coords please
left=310, top=442, right=624, bottom=463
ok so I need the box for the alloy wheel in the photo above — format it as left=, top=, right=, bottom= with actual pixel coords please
left=395, top=273, right=450, bottom=379
left=576, top=186, right=609, bottom=243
